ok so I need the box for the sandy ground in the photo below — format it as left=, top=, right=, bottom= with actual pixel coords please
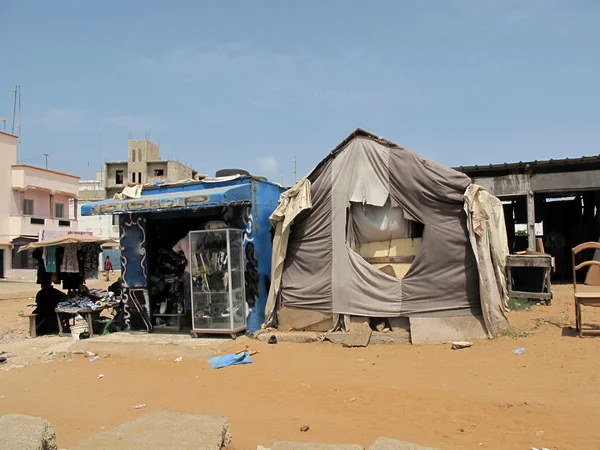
left=0, top=282, right=600, bottom=449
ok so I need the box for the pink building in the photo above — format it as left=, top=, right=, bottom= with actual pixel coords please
left=0, top=131, right=79, bottom=279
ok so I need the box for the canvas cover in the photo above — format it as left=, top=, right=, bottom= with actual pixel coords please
left=265, top=129, right=508, bottom=336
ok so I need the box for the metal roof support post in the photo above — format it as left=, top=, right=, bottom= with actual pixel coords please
left=527, top=190, right=536, bottom=250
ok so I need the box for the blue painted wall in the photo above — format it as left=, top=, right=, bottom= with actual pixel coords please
left=119, top=214, right=149, bottom=289
left=102, top=248, right=121, bottom=270
left=245, top=182, right=285, bottom=331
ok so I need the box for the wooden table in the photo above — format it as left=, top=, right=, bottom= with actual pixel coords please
left=55, top=305, right=115, bottom=338
left=506, top=254, right=553, bottom=304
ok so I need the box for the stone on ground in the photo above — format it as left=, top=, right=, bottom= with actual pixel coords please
left=255, top=331, right=322, bottom=343
left=70, top=409, right=231, bottom=450
left=0, top=414, right=57, bottom=450
left=369, top=437, right=439, bottom=450
left=271, top=442, right=364, bottom=450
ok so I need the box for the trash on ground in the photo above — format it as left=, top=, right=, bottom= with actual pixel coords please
left=234, top=345, right=259, bottom=356
left=97, top=374, right=104, bottom=379
left=348, top=397, right=357, bottom=403
left=452, top=341, right=473, bottom=350
left=133, top=404, right=146, bottom=410
left=85, top=351, right=96, bottom=358
left=513, top=348, right=526, bottom=355
left=0, top=356, right=6, bottom=365
left=300, top=425, right=310, bottom=432
left=174, top=357, right=183, bottom=363
left=208, top=352, right=253, bottom=369
left=90, top=355, right=100, bottom=362
left=268, top=335, right=278, bottom=345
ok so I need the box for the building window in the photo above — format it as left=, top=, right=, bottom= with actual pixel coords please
left=12, top=248, right=35, bottom=270
left=55, top=203, right=64, bottom=218
left=132, top=172, right=136, bottom=183
left=116, top=170, right=124, bottom=185
left=30, top=217, right=45, bottom=225
left=23, top=199, right=34, bottom=216
left=58, top=220, right=71, bottom=227
left=138, top=149, right=142, bottom=161
left=138, top=172, right=142, bottom=183
left=132, top=149, right=136, bottom=162
left=154, top=169, right=164, bottom=177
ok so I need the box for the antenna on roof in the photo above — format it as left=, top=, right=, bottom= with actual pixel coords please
left=293, top=156, right=297, bottom=183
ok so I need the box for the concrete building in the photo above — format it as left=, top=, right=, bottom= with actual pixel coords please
left=0, top=131, right=80, bottom=279
left=104, top=139, right=197, bottom=199
left=455, top=156, right=600, bottom=281
left=78, top=171, right=105, bottom=202
left=72, top=171, right=118, bottom=240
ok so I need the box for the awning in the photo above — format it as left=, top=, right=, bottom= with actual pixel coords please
left=19, top=235, right=116, bottom=252
left=81, top=183, right=252, bottom=216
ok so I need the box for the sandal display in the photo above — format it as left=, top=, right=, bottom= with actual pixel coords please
left=189, top=229, right=246, bottom=337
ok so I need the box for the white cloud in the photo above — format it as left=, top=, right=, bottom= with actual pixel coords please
left=36, top=108, right=88, bottom=130
left=255, top=155, right=280, bottom=181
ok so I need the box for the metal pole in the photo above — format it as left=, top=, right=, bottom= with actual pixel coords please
left=43, top=153, right=49, bottom=169
left=293, top=156, right=297, bottom=183
left=11, top=86, right=17, bottom=135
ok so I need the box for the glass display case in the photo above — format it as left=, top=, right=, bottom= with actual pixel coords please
left=189, top=229, right=246, bottom=337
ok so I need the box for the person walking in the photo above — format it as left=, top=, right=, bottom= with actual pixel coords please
left=104, top=256, right=113, bottom=281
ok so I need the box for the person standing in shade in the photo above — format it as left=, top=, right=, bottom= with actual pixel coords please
left=104, top=255, right=113, bottom=281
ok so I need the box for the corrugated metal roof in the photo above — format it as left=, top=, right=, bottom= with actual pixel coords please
left=454, top=155, right=600, bottom=177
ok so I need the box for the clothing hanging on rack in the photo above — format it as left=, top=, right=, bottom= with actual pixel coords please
left=45, top=246, right=57, bottom=273
left=61, top=245, right=79, bottom=273
left=82, top=243, right=100, bottom=279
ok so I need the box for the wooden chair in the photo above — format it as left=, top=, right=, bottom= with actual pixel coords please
left=572, top=242, right=600, bottom=337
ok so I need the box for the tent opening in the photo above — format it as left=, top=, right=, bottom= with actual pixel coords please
left=347, top=201, right=423, bottom=280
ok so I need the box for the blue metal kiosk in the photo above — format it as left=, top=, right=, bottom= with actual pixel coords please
left=81, top=176, right=284, bottom=335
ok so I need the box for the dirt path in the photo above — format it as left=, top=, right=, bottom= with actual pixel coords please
left=0, top=284, right=599, bottom=449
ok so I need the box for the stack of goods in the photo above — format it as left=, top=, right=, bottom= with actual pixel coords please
left=56, top=289, right=120, bottom=311
left=150, top=248, right=187, bottom=326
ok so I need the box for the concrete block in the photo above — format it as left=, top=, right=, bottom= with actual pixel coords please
left=277, top=306, right=333, bottom=331
left=369, top=437, right=438, bottom=450
left=409, top=315, right=488, bottom=344
left=70, top=409, right=230, bottom=450
left=272, top=442, right=364, bottom=450
left=0, top=414, right=57, bottom=450
left=256, top=331, right=323, bottom=343
left=343, top=317, right=372, bottom=347
left=370, top=331, right=410, bottom=344
left=388, top=317, right=410, bottom=332
left=325, top=331, right=409, bottom=346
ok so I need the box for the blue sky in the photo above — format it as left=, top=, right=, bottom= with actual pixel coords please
left=1, top=0, right=599, bottom=183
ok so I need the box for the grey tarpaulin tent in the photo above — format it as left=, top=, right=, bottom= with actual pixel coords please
left=265, top=129, right=509, bottom=338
